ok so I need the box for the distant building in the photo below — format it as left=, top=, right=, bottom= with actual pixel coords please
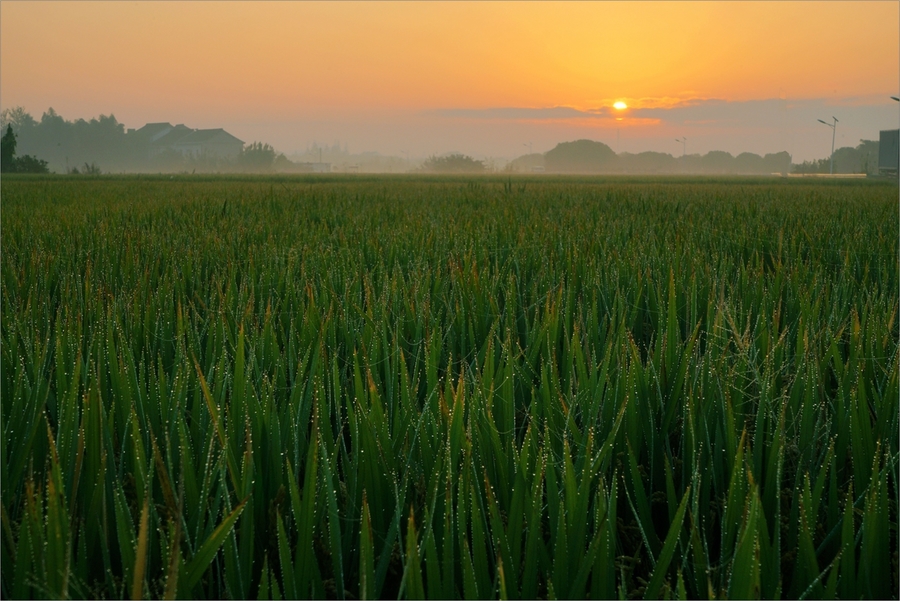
left=133, top=123, right=190, bottom=157
left=134, top=122, right=177, bottom=142
left=171, top=129, right=244, bottom=159
left=878, top=129, right=899, bottom=175
left=154, top=126, right=194, bottom=156
left=131, top=122, right=244, bottom=159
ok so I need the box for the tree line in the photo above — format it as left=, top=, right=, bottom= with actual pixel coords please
left=790, top=139, right=880, bottom=174
left=507, top=139, right=794, bottom=175
left=506, top=139, right=882, bottom=175
left=0, top=107, right=287, bottom=174
left=1, top=125, right=49, bottom=173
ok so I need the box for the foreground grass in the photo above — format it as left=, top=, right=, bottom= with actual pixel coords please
left=1, top=175, right=897, bottom=599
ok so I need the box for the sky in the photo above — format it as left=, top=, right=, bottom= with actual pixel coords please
left=1, top=1, right=898, bottom=162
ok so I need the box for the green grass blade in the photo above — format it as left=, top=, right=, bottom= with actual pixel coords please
left=181, top=496, right=247, bottom=594
left=643, top=485, right=690, bottom=600
left=404, top=508, right=426, bottom=600
left=360, top=494, right=376, bottom=600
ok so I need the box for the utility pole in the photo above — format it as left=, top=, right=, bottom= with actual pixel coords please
left=817, top=117, right=838, bottom=174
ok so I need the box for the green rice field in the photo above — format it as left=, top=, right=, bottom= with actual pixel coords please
left=1, top=175, right=898, bottom=599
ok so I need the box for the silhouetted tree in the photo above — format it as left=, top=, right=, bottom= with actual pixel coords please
left=420, top=153, right=485, bottom=173
left=15, top=154, right=50, bottom=174
left=618, top=151, right=677, bottom=174
left=0, top=106, right=37, bottom=132
left=1, top=125, right=17, bottom=172
left=1, top=124, right=50, bottom=173
left=544, top=140, right=616, bottom=172
left=512, top=143, right=794, bottom=175
left=239, top=142, right=277, bottom=171
left=699, top=150, right=735, bottom=173
left=760, top=152, right=792, bottom=174
left=3, top=107, right=137, bottom=172
left=792, top=140, right=878, bottom=174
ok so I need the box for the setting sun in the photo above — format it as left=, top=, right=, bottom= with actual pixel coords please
left=0, top=1, right=896, bottom=160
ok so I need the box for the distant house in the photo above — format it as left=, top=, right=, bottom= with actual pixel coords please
left=131, top=122, right=244, bottom=160
left=133, top=122, right=176, bottom=142
left=133, top=123, right=189, bottom=157
left=172, top=129, right=244, bottom=159
left=153, top=125, right=194, bottom=157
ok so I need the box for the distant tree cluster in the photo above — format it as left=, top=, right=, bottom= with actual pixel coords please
left=791, top=140, right=880, bottom=174
left=239, top=142, right=278, bottom=171
left=0, top=107, right=292, bottom=174
left=1, top=107, right=146, bottom=173
left=511, top=139, right=793, bottom=175
left=545, top=139, right=617, bottom=172
left=0, top=125, right=49, bottom=173
left=419, top=153, right=486, bottom=173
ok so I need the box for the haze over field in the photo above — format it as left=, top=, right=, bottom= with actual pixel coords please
left=1, top=1, right=898, bottom=163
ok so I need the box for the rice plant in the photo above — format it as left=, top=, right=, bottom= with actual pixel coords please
left=1, top=174, right=897, bottom=599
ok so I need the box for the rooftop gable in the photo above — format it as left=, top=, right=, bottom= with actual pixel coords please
left=172, top=128, right=244, bottom=146
left=134, top=122, right=174, bottom=142
left=135, top=122, right=171, bottom=133
left=150, top=124, right=193, bottom=146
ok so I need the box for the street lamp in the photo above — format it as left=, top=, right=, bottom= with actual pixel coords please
left=817, top=116, right=838, bottom=175
left=891, top=96, right=900, bottom=101
left=675, top=137, right=686, bottom=157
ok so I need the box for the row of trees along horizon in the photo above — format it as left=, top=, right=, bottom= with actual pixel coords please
left=0, top=106, right=882, bottom=175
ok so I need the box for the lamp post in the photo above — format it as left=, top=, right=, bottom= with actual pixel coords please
left=817, top=116, right=838, bottom=175
left=675, top=137, right=686, bottom=157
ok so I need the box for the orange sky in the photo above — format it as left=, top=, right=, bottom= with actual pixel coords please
left=2, top=2, right=898, bottom=159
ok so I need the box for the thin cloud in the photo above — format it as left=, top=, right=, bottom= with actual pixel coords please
left=428, top=98, right=710, bottom=121
left=428, top=106, right=609, bottom=120
left=430, top=97, right=897, bottom=133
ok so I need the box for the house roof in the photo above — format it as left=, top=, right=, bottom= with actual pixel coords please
left=135, top=122, right=171, bottom=133
left=134, top=122, right=174, bottom=142
left=172, top=128, right=244, bottom=146
left=150, top=125, right=193, bottom=146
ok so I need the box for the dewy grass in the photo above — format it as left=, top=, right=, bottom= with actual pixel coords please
left=1, top=175, right=897, bottom=599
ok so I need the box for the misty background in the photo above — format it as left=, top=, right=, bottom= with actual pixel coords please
left=0, top=104, right=892, bottom=175
left=2, top=3, right=897, bottom=174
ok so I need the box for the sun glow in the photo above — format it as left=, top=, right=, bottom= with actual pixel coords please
left=613, top=101, right=628, bottom=110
